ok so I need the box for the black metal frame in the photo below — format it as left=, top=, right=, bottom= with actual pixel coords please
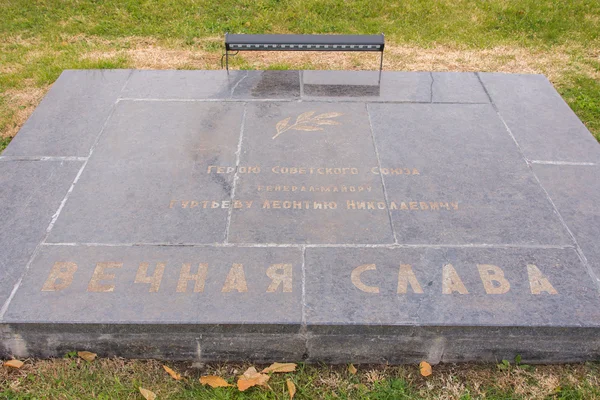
left=222, top=33, right=385, bottom=82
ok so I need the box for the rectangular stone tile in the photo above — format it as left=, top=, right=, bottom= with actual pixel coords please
left=438, top=328, right=600, bottom=364
left=0, top=160, right=82, bottom=308
left=369, top=103, right=570, bottom=245
left=231, top=71, right=301, bottom=99
left=47, top=101, right=244, bottom=244
left=121, top=70, right=247, bottom=99
left=305, top=247, right=600, bottom=329
left=200, top=333, right=305, bottom=362
left=307, top=328, right=600, bottom=364
left=301, top=71, right=431, bottom=102
left=4, top=70, right=132, bottom=157
left=533, top=164, right=600, bottom=278
left=227, top=102, right=394, bottom=244
left=432, top=72, right=490, bottom=103
left=3, top=246, right=302, bottom=326
left=479, top=73, right=600, bottom=163
left=1, top=324, right=203, bottom=360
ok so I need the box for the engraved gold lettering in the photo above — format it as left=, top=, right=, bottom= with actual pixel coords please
left=42, top=262, right=77, bottom=291
left=88, top=262, right=121, bottom=292
left=177, top=263, right=208, bottom=293
left=266, top=263, right=293, bottom=293
left=351, top=264, right=379, bottom=293
left=442, top=264, right=469, bottom=294
left=397, top=264, right=423, bottom=294
left=477, top=264, right=510, bottom=294
left=222, top=263, right=248, bottom=292
left=135, top=262, right=166, bottom=292
left=527, top=264, right=558, bottom=295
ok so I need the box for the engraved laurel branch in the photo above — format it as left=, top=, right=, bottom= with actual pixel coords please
left=273, top=111, right=343, bottom=140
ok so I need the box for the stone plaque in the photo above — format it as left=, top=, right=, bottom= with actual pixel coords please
left=2, top=70, right=600, bottom=363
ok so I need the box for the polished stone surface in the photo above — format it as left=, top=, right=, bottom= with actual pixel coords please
left=305, top=247, right=600, bottom=327
left=533, top=164, right=600, bottom=278
left=479, top=73, right=600, bottom=163
left=431, top=72, right=490, bottom=103
left=3, top=245, right=302, bottom=325
left=302, top=70, right=431, bottom=101
left=4, top=70, right=132, bottom=157
left=121, top=70, right=246, bottom=100
left=0, top=160, right=82, bottom=307
left=368, top=103, right=570, bottom=245
left=2, top=69, right=600, bottom=363
left=46, top=101, right=244, bottom=244
left=227, top=101, right=393, bottom=244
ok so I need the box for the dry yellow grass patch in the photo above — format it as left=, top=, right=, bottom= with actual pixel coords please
left=84, top=47, right=218, bottom=70
left=1, top=86, right=47, bottom=139
left=82, top=41, right=598, bottom=84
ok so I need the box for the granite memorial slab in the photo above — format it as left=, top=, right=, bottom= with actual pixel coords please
left=533, top=164, right=600, bottom=278
left=46, top=101, right=244, bottom=244
left=479, top=73, right=600, bottom=163
left=1, top=69, right=600, bottom=363
left=368, top=103, right=571, bottom=245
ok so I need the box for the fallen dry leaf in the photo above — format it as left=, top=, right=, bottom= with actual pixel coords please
left=419, top=361, right=432, bottom=377
left=262, top=362, right=297, bottom=373
left=139, top=387, right=157, bottom=400
left=237, top=367, right=270, bottom=391
left=286, top=378, right=296, bottom=399
left=77, top=351, right=97, bottom=362
left=3, top=359, right=24, bottom=369
left=200, top=375, right=232, bottom=388
left=348, top=364, right=357, bottom=375
left=163, top=365, right=182, bottom=380
left=242, top=367, right=260, bottom=379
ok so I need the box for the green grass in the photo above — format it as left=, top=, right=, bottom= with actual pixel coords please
left=0, top=136, right=11, bottom=153
left=2, top=359, right=600, bottom=399
left=1, top=0, right=599, bottom=48
left=559, top=75, right=600, bottom=142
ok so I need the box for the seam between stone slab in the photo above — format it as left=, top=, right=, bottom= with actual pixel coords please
left=528, top=170, right=600, bottom=292
left=116, top=98, right=490, bottom=105
left=224, top=103, right=248, bottom=243
left=301, top=245, right=307, bottom=331
left=429, top=72, right=434, bottom=103
left=366, top=103, right=398, bottom=244
left=473, top=71, right=490, bottom=103
left=476, top=72, right=600, bottom=293
left=299, top=71, right=305, bottom=99
left=0, top=71, right=135, bottom=321
left=118, top=98, right=302, bottom=103
left=476, top=73, right=531, bottom=157
left=40, top=242, right=574, bottom=249
left=0, top=156, right=88, bottom=162
left=529, top=160, right=597, bottom=166
left=229, top=71, right=249, bottom=97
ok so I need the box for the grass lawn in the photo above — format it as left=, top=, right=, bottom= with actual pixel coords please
left=2, top=358, right=600, bottom=399
left=0, top=1, right=599, bottom=398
